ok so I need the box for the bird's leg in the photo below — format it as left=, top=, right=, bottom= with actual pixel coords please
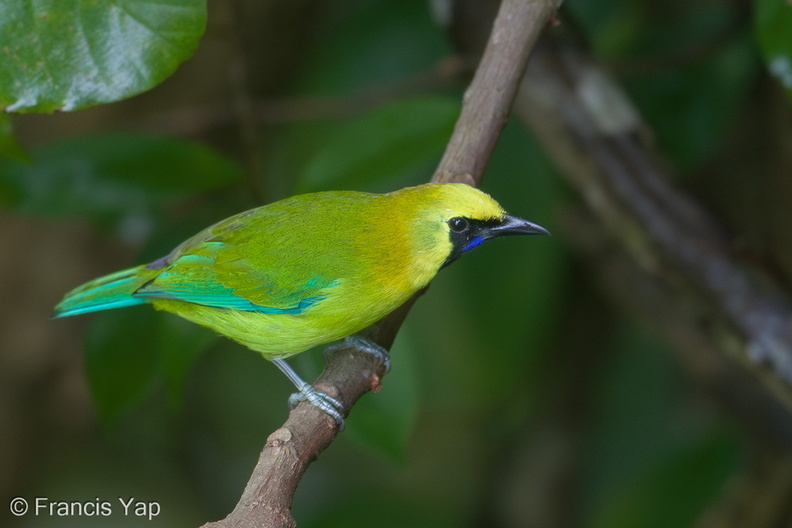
left=323, top=334, right=392, bottom=373
left=272, top=336, right=389, bottom=431
left=272, top=358, right=345, bottom=429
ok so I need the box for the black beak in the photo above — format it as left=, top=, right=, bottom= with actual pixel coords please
left=484, top=214, right=551, bottom=238
left=443, top=214, right=550, bottom=268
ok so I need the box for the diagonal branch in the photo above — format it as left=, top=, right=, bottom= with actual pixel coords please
left=514, top=34, right=792, bottom=408
left=200, top=1, right=562, bottom=527
left=434, top=0, right=560, bottom=184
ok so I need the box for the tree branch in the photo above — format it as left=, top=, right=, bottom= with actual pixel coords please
left=513, top=33, right=792, bottom=409
left=434, top=0, right=561, bottom=184
left=200, top=1, right=561, bottom=526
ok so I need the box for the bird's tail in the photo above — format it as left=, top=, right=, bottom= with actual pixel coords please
left=53, top=265, right=157, bottom=318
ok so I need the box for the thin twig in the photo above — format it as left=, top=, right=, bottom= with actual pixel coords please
left=135, top=57, right=466, bottom=137
left=200, top=1, right=561, bottom=526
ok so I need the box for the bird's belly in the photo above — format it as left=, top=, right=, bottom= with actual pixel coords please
left=150, top=295, right=401, bottom=360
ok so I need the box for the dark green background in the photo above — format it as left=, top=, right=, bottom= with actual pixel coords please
left=2, top=0, right=791, bottom=526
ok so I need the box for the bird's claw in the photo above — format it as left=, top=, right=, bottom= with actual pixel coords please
left=282, top=334, right=391, bottom=432
left=289, top=384, right=346, bottom=430
left=323, top=334, right=392, bottom=373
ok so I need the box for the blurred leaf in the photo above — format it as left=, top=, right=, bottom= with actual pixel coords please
left=297, top=96, right=458, bottom=192
left=564, top=0, right=642, bottom=57
left=85, top=308, right=214, bottom=425
left=0, top=132, right=241, bottom=241
left=263, top=0, right=452, bottom=197
left=302, top=490, right=459, bottom=528
left=629, top=40, right=755, bottom=166
left=296, top=0, right=450, bottom=96
left=0, top=136, right=23, bottom=207
left=0, top=113, right=28, bottom=162
left=583, top=323, right=742, bottom=528
left=160, top=316, right=216, bottom=409
left=626, top=33, right=756, bottom=166
left=755, top=0, right=792, bottom=98
left=592, top=434, right=739, bottom=528
left=85, top=309, right=162, bottom=425
left=30, top=444, right=208, bottom=527
left=567, top=0, right=757, bottom=166
left=345, top=333, right=420, bottom=461
left=0, top=0, right=206, bottom=113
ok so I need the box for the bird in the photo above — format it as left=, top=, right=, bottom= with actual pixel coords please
left=54, top=182, right=549, bottom=427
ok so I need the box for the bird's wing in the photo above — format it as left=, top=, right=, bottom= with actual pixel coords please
left=135, top=226, right=336, bottom=315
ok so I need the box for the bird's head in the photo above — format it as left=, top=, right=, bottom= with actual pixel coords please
left=391, top=183, right=549, bottom=270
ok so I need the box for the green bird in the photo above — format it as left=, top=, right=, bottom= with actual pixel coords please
left=54, top=183, right=548, bottom=426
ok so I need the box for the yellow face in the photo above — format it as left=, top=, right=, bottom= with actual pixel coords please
left=383, top=184, right=505, bottom=280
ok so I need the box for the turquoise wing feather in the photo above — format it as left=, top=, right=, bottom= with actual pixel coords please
left=53, top=266, right=153, bottom=317
left=135, top=252, right=332, bottom=314
left=133, top=208, right=340, bottom=315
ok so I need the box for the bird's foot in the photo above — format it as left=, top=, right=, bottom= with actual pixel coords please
left=288, top=384, right=346, bottom=430
left=323, top=334, right=392, bottom=373
left=272, top=358, right=346, bottom=429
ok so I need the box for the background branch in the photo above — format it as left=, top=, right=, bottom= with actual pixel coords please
left=442, top=4, right=792, bottom=524
left=201, top=1, right=561, bottom=526
left=134, top=57, right=467, bottom=136
left=513, top=32, right=792, bottom=412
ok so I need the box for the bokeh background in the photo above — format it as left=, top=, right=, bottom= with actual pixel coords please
left=2, top=0, right=792, bottom=526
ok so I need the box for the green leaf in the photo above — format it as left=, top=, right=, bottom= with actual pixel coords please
left=160, top=316, right=216, bottom=409
left=755, top=0, right=792, bottom=97
left=261, top=1, right=451, bottom=196
left=295, top=0, right=450, bottom=96
left=583, top=323, right=742, bottom=527
left=344, top=332, right=420, bottom=461
left=0, top=113, right=28, bottom=162
left=85, top=309, right=162, bottom=425
left=0, top=0, right=206, bottom=113
left=0, top=132, right=241, bottom=238
left=297, top=96, right=459, bottom=193
left=84, top=308, right=214, bottom=425
left=592, top=434, right=739, bottom=528
left=626, top=33, right=757, bottom=166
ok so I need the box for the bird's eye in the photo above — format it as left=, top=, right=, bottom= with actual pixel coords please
left=448, top=217, right=469, bottom=233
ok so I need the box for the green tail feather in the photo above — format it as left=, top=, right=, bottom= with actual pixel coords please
left=54, top=265, right=156, bottom=318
